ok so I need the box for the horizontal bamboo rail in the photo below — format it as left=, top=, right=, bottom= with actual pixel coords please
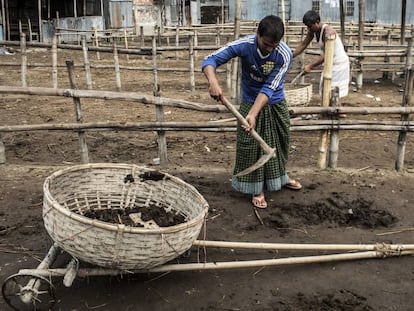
left=0, top=86, right=226, bottom=112
left=0, top=85, right=412, bottom=116
left=0, top=119, right=412, bottom=133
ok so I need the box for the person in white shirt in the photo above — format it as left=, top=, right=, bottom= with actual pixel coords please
left=293, top=10, right=350, bottom=98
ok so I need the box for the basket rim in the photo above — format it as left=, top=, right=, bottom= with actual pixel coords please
left=43, top=163, right=209, bottom=234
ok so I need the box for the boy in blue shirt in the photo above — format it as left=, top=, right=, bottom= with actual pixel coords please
left=202, top=15, right=302, bottom=209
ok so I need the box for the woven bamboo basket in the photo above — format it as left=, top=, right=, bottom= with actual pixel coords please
left=284, top=83, right=313, bottom=106
left=42, top=163, right=209, bottom=270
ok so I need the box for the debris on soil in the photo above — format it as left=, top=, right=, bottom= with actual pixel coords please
left=82, top=204, right=185, bottom=227
left=275, top=289, right=374, bottom=311
left=139, top=171, right=166, bottom=181
left=265, top=193, right=397, bottom=232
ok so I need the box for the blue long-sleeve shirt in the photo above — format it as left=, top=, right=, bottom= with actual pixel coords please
left=202, top=34, right=292, bottom=105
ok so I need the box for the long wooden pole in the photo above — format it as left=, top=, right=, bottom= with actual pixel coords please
left=193, top=240, right=414, bottom=251
left=317, top=33, right=335, bottom=169
left=1, top=120, right=414, bottom=133
left=21, top=250, right=414, bottom=276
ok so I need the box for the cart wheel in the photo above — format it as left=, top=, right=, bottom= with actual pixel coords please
left=2, top=273, right=56, bottom=311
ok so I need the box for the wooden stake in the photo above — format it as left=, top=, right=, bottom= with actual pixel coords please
left=113, top=40, right=121, bottom=91
left=82, top=36, right=92, bottom=90
left=51, top=34, right=58, bottom=88
left=93, top=28, right=101, bottom=60
left=328, top=87, right=340, bottom=169
left=395, top=37, right=413, bottom=171
left=20, top=32, right=27, bottom=87
left=153, top=36, right=168, bottom=167
left=189, top=35, right=195, bottom=92
left=65, top=60, right=90, bottom=164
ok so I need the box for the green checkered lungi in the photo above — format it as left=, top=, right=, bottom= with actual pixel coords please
left=232, top=100, right=291, bottom=195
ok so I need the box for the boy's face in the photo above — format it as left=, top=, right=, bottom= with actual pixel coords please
left=305, top=21, right=320, bottom=33
left=257, top=34, right=279, bottom=56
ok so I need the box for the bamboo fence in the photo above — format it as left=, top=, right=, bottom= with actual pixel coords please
left=0, top=23, right=412, bottom=171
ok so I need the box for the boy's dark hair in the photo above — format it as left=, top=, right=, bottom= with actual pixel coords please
left=257, top=15, right=284, bottom=42
left=303, top=10, right=321, bottom=26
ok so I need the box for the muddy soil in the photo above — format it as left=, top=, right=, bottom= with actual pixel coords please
left=0, top=47, right=413, bottom=311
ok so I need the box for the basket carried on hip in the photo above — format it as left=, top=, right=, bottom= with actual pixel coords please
left=43, top=163, right=209, bottom=270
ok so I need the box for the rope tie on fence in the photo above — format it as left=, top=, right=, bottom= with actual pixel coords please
left=374, top=243, right=403, bottom=257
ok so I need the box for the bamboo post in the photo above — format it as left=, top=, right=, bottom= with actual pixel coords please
left=51, top=34, right=58, bottom=88
left=113, top=39, right=122, bottom=91
left=215, top=24, right=220, bottom=46
left=299, top=26, right=305, bottom=84
left=152, top=36, right=168, bottom=166
left=133, top=6, right=139, bottom=35
left=37, top=0, right=42, bottom=42
left=400, top=0, right=407, bottom=45
left=175, top=25, right=180, bottom=60
left=65, top=60, right=90, bottom=164
left=317, top=33, right=335, bottom=169
left=5, top=0, right=9, bottom=41
left=193, top=30, right=198, bottom=59
left=20, top=32, right=27, bottom=87
left=339, top=0, right=345, bottom=43
left=140, top=26, right=145, bottom=60
left=82, top=36, right=93, bottom=90
left=231, top=0, right=241, bottom=100
left=383, top=30, right=391, bottom=80
left=0, top=134, right=5, bottom=164
left=357, top=0, right=365, bottom=89
left=1, top=0, right=5, bottom=42
left=124, top=29, right=130, bottom=61
left=395, top=37, right=413, bottom=171
left=28, top=17, right=33, bottom=42
left=189, top=35, right=195, bottom=92
left=328, top=87, right=340, bottom=169
left=226, top=62, right=231, bottom=90
left=93, top=28, right=101, bottom=60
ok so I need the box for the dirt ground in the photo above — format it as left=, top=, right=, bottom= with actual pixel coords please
left=0, top=46, right=414, bottom=311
